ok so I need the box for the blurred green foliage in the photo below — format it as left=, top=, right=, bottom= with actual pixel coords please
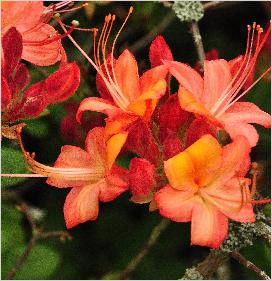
left=1, top=1, right=270, bottom=279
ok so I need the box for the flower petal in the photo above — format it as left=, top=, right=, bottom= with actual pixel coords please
left=2, top=27, right=23, bottom=77
left=106, top=132, right=128, bottom=170
left=43, top=62, right=80, bottom=104
left=207, top=135, right=251, bottom=189
left=115, top=49, right=141, bottom=102
left=64, top=183, right=101, bottom=228
left=221, top=102, right=271, bottom=128
left=22, top=24, right=63, bottom=66
left=149, top=35, right=173, bottom=67
left=191, top=198, right=228, bottom=248
left=1, top=2, right=44, bottom=34
left=1, top=76, right=12, bottom=110
left=203, top=59, right=232, bottom=110
left=178, top=87, right=223, bottom=128
left=155, top=185, right=197, bottom=222
left=203, top=178, right=255, bottom=223
left=46, top=145, right=94, bottom=188
left=76, top=97, right=121, bottom=123
left=165, top=60, right=204, bottom=101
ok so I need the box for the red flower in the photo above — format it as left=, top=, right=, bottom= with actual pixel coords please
left=1, top=27, right=80, bottom=124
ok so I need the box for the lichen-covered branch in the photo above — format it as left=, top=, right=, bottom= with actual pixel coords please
left=231, top=251, right=270, bottom=280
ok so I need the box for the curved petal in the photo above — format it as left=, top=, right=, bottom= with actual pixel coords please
left=22, top=24, right=62, bottom=66
left=2, top=2, right=44, bottom=34
left=115, top=49, right=141, bottom=102
left=149, top=35, right=173, bottom=67
left=127, top=79, right=166, bottom=118
left=139, top=65, right=168, bottom=93
left=165, top=60, right=203, bottom=101
left=203, top=59, right=232, bottom=110
left=155, top=185, right=197, bottom=222
left=202, top=178, right=255, bottom=223
left=64, top=183, right=101, bottom=228
left=223, top=122, right=259, bottom=147
left=221, top=102, right=271, bottom=128
left=106, top=132, right=128, bottom=170
left=191, top=198, right=228, bottom=248
left=76, top=97, right=121, bottom=123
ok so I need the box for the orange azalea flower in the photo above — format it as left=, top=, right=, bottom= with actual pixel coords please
left=17, top=127, right=128, bottom=228
left=1, top=1, right=76, bottom=66
left=165, top=23, right=271, bottom=147
left=57, top=8, right=168, bottom=157
left=155, top=134, right=255, bottom=248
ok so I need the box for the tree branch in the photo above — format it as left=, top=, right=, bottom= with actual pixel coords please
left=231, top=251, right=270, bottom=280
left=118, top=219, right=170, bottom=279
left=190, top=21, right=205, bottom=72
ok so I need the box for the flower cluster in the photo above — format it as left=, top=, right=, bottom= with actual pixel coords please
left=3, top=3, right=271, bottom=249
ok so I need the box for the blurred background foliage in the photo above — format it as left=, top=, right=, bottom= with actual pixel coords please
left=1, top=1, right=271, bottom=279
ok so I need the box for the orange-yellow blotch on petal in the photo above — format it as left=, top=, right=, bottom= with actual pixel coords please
left=178, top=87, right=223, bottom=128
left=106, top=132, right=128, bottom=170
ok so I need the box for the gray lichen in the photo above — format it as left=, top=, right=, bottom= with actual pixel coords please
left=172, top=1, right=204, bottom=22
left=180, top=267, right=204, bottom=280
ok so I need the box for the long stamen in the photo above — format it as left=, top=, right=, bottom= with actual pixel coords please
left=56, top=17, right=128, bottom=111
left=214, top=24, right=271, bottom=117
left=210, top=25, right=252, bottom=114
left=97, top=15, right=110, bottom=67
left=15, top=126, right=104, bottom=182
left=111, top=7, right=133, bottom=90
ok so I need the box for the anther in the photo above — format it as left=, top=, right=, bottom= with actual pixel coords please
left=129, top=6, right=134, bottom=13
left=247, top=25, right=251, bottom=31
left=71, top=20, right=79, bottom=27
left=54, top=13, right=61, bottom=19
left=252, top=22, right=256, bottom=29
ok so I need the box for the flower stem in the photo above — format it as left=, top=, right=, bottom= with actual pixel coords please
left=118, top=218, right=170, bottom=279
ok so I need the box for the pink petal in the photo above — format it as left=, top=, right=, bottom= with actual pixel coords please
left=207, top=135, right=251, bottom=188
left=221, top=102, right=271, bottom=128
left=22, top=24, right=63, bottom=66
left=2, top=27, right=23, bottom=77
left=76, top=97, right=121, bottom=123
left=165, top=61, right=203, bottom=101
left=223, top=122, right=259, bottom=147
left=1, top=2, right=44, bottom=34
left=129, top=158, right=156, bottom=196
left=139, top=65, right=168, bottom=93
left=46, top=145, right=94, bottom=188
left=85, top=127, right=107, bottom=168
left=115, top=49, right=141, bottom=102
left=191, top=198, right=228, bottom=248
left=149, top=35, right=173, bottom=67
left=64, top=183, right=101, bottom=228
left=203, top=59, right=232, bottom=110
left=155, top=185, right=197, bottom=222
left=203, top=178, right=255, bottom=223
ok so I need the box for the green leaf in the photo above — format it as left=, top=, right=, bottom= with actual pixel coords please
left=24, top=117, right=50, bottom=138
left=1, top=145, right=28, bottom=188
